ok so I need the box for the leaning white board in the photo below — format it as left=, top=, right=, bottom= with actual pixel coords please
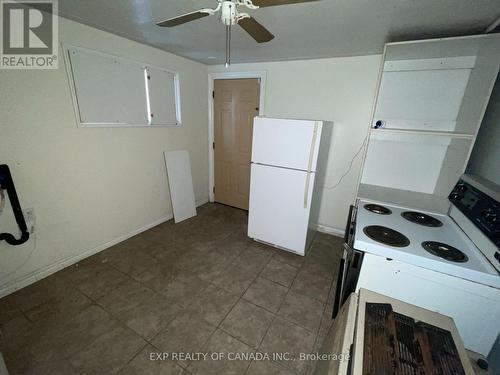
left=164, top=150, right=197, bottom=223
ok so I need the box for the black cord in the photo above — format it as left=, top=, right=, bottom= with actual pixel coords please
left=0, top=165, right=30, bottom=246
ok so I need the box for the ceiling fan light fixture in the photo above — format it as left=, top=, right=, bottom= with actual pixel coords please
left=157, top=0, right=316, bottom=65
left=221, top=1, right=237, bottom=25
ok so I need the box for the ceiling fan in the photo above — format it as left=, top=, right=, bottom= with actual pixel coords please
left=157, top=0, right=319, bottom=66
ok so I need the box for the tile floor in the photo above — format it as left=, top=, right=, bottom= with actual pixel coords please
left=0, top=203, right=342, bottom=375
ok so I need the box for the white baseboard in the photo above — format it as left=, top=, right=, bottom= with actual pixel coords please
left=0, top=198, right=209, bottom=298
left=311, top=223, right=344, bottom=237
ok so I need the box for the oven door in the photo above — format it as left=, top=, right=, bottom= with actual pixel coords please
left=332, top=205, right=364, bottom=319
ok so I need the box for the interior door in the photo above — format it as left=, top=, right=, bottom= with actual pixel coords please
left=214, top=78, right=260, bottom=210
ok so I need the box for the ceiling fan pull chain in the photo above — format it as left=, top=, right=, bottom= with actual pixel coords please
left=225, top=25, right=229, bottom=67
left=228, top=24, right=232, bottom=66
left=225, top=23, right=232, bottom=67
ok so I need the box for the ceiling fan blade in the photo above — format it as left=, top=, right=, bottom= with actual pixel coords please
left=157, top=10, right=209, bottom=27
left=238, top=17, right=274, bottom=43
left=252, top=0, right=320, bottom=7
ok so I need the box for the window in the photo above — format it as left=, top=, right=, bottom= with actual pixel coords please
left=144, top=66, right=181, bottom=126
left=65, top=45, right=181, bottom=127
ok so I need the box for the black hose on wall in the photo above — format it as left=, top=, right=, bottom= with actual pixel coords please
left=0, top=164, right=30, bottom=246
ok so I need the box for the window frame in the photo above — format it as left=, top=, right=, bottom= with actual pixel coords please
left=63, top=44, right=182, bottom=128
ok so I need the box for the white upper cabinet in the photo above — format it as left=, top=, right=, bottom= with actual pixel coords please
left=375, top=66, right=472, bottom=131
left=358, top=34, right=500, bottom=212
left=371, top=35, right=500, bottom=137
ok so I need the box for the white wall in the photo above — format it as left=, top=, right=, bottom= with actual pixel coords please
left=0, top=17, right=209, bottom=296
left=208, top=56, right=382, bottom=233
left=467, top=74, right=500, bottom=186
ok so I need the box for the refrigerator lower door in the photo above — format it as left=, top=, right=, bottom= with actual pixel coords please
left=251, top=117, right=322, bottom=172
left=248, top=163, right=315, bottom=255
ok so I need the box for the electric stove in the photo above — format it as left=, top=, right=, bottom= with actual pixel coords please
left=354, top=199, right=499, bottom=288
left=333, top=175, right=500, bottom=357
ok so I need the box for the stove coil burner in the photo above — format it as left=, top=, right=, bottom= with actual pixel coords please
left=401, top=211, right=443, bottom=227
left=363, top=225, right=410, bottom=247
left=422, top=241, right=468, bottom=263
left=364, top=204, right=392, bottom=215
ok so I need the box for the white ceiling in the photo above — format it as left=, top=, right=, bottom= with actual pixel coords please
left=58, top=0, right=500, bottom=64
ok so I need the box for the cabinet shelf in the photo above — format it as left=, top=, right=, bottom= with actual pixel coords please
left=370, top=128, right=475, bottom=139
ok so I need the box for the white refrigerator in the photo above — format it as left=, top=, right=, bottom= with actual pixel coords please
left=248, top=117, right=331, bottom=255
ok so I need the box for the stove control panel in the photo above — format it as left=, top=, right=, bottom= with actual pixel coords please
left=449, top=179, right=500, bottom=248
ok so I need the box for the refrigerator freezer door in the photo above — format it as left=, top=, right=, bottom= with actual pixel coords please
left=248, top=163, right=315, bottom=255
left=251, top=117, right=322, bottom=172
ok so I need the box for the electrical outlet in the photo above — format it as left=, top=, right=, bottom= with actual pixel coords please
left=22, top=208, right=36, bottom=234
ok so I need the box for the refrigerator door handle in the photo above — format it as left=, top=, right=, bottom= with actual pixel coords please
left=303, top=172, right=311, bottom=208
left=303, top=122, right=319, bottom=208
